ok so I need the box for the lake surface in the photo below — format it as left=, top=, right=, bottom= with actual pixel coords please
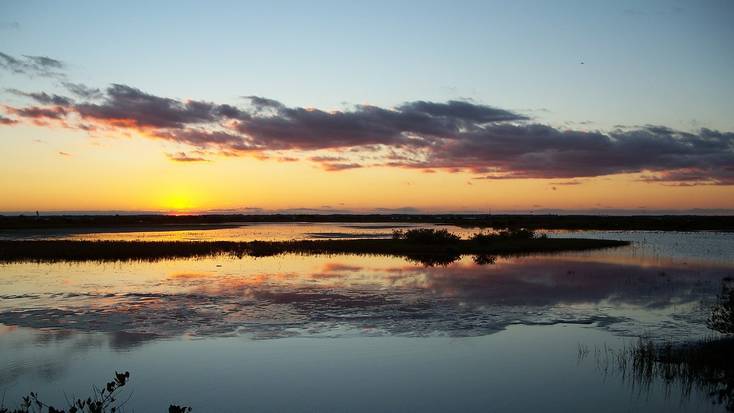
left=1, top=225, right=732, bottom=412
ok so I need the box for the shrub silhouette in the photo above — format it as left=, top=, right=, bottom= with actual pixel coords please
left=0, top=372, right=191, bottom=413
left=470, top=228, right=536, bottom=243
left=391, top=228, right=460, bottom=243
left=708, top=277, right=734, bottom=335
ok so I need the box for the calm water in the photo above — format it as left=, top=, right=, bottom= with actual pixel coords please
left=1, top=225, right=732, bottom=412
left=0, top=222, right=463, bottom=241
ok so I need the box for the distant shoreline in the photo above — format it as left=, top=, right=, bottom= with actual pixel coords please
left=0, top=214, right=732, bottom=231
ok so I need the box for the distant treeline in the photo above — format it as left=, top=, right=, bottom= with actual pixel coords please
left=0, top=214, right=733, bottom=231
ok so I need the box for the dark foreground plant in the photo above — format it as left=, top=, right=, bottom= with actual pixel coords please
left=708, top=277, right=734, bottom=335
left=582, top=276, right=734, bottom=412
left=0, top=372, right=191, bottom=413
left=583, top=337, right=734, bottom=411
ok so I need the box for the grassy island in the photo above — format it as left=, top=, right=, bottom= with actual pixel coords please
left=0, top=228, right=629, bottom=265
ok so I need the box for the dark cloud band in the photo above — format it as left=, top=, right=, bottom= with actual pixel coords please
left=2, top=79, right=732, bottom=185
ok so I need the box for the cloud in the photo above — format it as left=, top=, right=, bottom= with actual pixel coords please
left=7, top=105, right=67, bottom=120
left=62, top=82, right=103, bottom=99
left=374, top=207, right=423, bottom=214
left=7, top=88, right=73, bottom=105
left=0, top=51, right=65, bottom=78
left=440, top=125, right=734, bottom=184
left=550, top=180, right=582, bottom=186
left=152, top=128, right=249, bottom=148
left=0, top=114, right=17, bottom=125
left=232, top=97, right=527, bottom=151
left=309, top=156, right=347, bottom=162
left=397, top=100, right=527, bottom=123
left=308, top=155, right=363, bottom=171
left=2, top=68, right=732, bottom=185
left=73, top=84, right=234, bottom=129
left=320, top=162, right=363, bottom=171
left=166, top=152, right=209, bottom=162
left=637, top=168, right=734, bottom=186
left=276, top=156, right=299, bottom=162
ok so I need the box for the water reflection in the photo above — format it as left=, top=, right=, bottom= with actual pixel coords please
left=0, top=323, right=721, bottom=412
left=580, top=333, right=734, bottom=412
left=1, top=231, right=732, bottom=412
left=1, top=253, right=730, bottom=344
left=0, top=222, right=462, bottom=242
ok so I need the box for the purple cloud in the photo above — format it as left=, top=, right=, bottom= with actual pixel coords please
left=2, top=72, right=732, bottom=185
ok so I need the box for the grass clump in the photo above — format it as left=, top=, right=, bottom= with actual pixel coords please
left=0, top=372, right=191, bottom=413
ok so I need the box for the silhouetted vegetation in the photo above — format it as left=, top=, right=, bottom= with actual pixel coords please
left=391, top=228, right=461, bottom=243
left=582, top=277, right=734, bottom=411
left=0, top=372, right=191, bottom=412
left=585, top=337, right=734, bottom=411
left=1, top=213, right=732, bottom=231
left=470, top=228, right=537, bottom=243
left=708, top=277, right=734, bottom=335
left=0, top=237, right=629, bottom=265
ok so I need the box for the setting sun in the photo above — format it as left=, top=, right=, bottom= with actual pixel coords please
left=161, top=190, right=197, bottom=212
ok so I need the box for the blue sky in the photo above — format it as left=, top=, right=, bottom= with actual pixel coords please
left=2, top=0, right=733, bottom=130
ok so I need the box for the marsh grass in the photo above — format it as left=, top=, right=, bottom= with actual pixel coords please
left=579, top=277, right=734, bottom=411
left=581, top=337, right=734, bottom=411
left=0, top=236, right=628, bottom=266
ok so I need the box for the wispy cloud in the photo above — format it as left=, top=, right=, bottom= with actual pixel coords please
left=0, top=51, right=65, bottom=78
left=167, top=152, right=209, bottom=162
left=320, top=162, right=363, bottom=171
left=550, top=180, right=583, bottom=186
left=62, top=82, right=103, bottom=99
left=0, top=114, right=17, bottom=125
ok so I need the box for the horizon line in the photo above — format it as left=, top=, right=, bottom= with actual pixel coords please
left=2, top=208, right=734, bottom=217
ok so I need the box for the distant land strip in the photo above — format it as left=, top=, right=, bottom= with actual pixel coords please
left=1, top=214, right=732, bottom=231
left=0, top=238, right=630, bottom=265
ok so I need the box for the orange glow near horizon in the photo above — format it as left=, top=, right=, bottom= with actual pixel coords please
left=1, top=124, right=733, bottom=213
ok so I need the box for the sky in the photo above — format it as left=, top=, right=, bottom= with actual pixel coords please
left=1, top=0, right=733, bottom=214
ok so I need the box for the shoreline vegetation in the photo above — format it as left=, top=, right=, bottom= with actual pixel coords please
left=1, top=214, right=733, bottom=231
left=0, top=371, right=192, bottom=413
left=582, top=277, right=734, bottom=411
left=0, top=228, right=629, bottom=265
left=582, top=336, right=734, bottom=412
